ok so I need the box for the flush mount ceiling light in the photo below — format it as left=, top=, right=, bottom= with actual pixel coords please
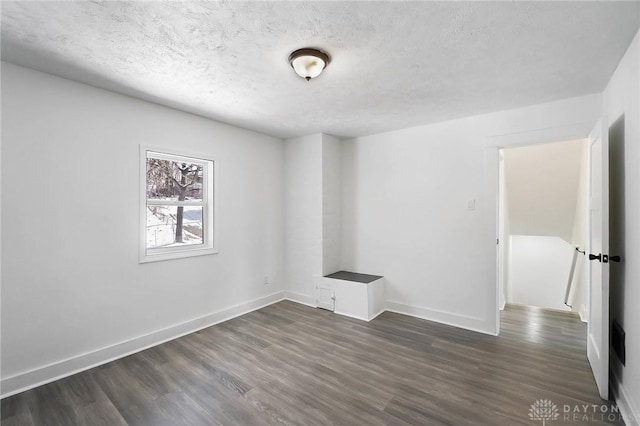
left=288, top=48, right=331, bottom=81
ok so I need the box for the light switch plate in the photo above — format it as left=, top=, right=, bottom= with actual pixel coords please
left=467, top=199, right=476, bottom=210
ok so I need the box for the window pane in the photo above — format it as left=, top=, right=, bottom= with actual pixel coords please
left=146, top=205, right=204, bottom=249
left=146, top=158, right=203, bottom=202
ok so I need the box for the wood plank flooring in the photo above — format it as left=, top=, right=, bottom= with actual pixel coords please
left=1, top=302, right=624, bottom=425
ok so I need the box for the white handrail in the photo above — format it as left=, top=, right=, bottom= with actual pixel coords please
left=564, top=247, right=580, bottom=307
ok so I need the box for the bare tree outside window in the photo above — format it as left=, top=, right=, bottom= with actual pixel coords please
left=140, top=148, right=217, bottom=263
left=145, top=156, right=206, bottom=249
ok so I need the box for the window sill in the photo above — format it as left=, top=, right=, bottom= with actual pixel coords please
left=139, top=247, right=219, bottom=263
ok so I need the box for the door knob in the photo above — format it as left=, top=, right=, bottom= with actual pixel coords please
left=589, top=253, right=602, bottom=262
left=610, top=255, right=621, bottom=263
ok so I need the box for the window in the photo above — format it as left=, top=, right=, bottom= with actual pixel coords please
left=140, top=146, right=217, bottom=263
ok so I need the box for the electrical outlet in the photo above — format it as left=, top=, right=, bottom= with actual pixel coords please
left=263, top=275, right=269, bottom=285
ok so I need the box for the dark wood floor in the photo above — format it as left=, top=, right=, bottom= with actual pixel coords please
left=1, top=302, right=624, bottom=425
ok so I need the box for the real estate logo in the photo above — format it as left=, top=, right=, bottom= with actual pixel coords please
left=529, top=399, right=559, bottom=425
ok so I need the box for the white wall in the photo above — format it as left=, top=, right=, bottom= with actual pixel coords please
left=341, top=93, right=601, bottom=334
left=508, top=235, right=573, bottom=311
left=503, top=139, right=585, bottom=243
left=1, top=63, right=285, bottom=395
left=603, top=30, right=640, bottom=426
left=283, top=134, right=323, bottom=305
left=322, top=134, right=342, bottom=276
left=570, top=141, right=589, bottom=319
left=283, top=133, right=343, bottom=303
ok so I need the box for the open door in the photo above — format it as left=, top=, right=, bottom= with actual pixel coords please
left=587, top=118, right=609, bottom=400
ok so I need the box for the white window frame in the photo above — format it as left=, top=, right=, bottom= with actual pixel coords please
left=139, top=145, right=218, bottom=263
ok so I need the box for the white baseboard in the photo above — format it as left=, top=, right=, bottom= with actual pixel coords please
left=333, top=309, right=368, bottom=322
left=283, top=290, right=316, bottom=307
left=0, top=291, right=285, bottom=399
left=386, top=300, right=492, bottom=335
left=368, top=308, right=386, bottom=321
left=611, top=366, right=640, bottom=426
left=579, top=309, right=588, bottom=323
left=284, top=291, right=385, bottom=323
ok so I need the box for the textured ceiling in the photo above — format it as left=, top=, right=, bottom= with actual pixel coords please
left=2, top=1, right=639, bottom=139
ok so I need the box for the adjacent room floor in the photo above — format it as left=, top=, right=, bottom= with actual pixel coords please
left=1, top=301, right=623, bottom=425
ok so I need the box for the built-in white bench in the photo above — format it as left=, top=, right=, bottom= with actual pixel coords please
left=316, top=271, right=385, bottom=321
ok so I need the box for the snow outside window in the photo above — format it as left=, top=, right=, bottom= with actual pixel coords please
left=140, top=147, right=218, bottom=263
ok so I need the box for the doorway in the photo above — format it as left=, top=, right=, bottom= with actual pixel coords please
left=499, top=139, right=589, bottom=315
left=490, top=118, right=622, bottom=401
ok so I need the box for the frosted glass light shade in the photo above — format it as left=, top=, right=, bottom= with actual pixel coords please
left=289, top=48, right=330, bottom=81
left=291, top=55, right=325, bottom=79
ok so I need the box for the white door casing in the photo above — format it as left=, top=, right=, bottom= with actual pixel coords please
left=587, top=118, right=609, bottom=400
